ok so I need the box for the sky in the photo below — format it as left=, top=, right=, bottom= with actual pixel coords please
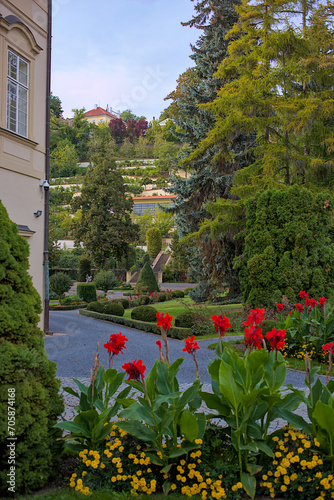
left=51, top=0, right=201, bottom=122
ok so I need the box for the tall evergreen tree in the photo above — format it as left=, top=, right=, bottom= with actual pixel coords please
left=165, top=0, right=249, bottom=301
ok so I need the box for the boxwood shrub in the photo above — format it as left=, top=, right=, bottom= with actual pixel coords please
left=175, top=311, right=193, bottom=329
left=77, top=283, right=97, bottom=303
left=131, top=305, right=157, bottom=322
left=86, top=301, right=105, bottom=313
left=104, top=302, right=124, bottom=317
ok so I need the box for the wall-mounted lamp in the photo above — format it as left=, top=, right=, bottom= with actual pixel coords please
left=34, top=210, right=42, bottom=218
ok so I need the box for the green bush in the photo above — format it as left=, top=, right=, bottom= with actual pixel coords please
left=94, top=270, right=118, bottom=296
left=142, top=253, right=151, bottom=265
left=77, top=283, right=97, bottom=303
left=238, top=186, right=334, bottom=307
left=0, top=201, right=64, bottom=495
left=172, top=290, right=185, bottom=298
left=103, top=302, right=124, bottom=317
left=135, top=262, right=159, bottom=293
left=86, top=301, right=105, bottom=313
left=117, top=298, right=130, bottom=309
left=78, top=256, right=91, bottom=282
left=146, top=227, right=162, bottom=258
left=175, top=311, right=194, bottom=329
left=158, top=293, right=166, bottom=302
left=131, top=305, right=157, bottom=322
left=49, top=271, right=73, bottom=303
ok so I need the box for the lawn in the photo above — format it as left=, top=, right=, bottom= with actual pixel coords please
left=123, top=298, right=245, bottom=336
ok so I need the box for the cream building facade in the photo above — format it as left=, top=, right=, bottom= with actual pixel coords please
left=0, top=0, right=49, bottom=327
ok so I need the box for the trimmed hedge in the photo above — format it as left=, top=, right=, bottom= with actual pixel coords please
left=77, top=283, right=97, bottom=303
left=86, top=301, right=105, bottom=313
left=104, top=302, right=124, bottom=317
left=175, top=311, right=193, bottom=329
left=79, top=309, right=191, bottom=339
left=131, top=305, right=157, bottom=322
left=49, top=304, right=87, bottom=311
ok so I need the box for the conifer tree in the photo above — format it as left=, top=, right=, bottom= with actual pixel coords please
left=166, top=0, right=248, bottom=301
left=0, top=202, right=64, bottom=494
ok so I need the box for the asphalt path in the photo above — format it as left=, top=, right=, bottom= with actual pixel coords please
left=45, top=310, right=329, bottom=389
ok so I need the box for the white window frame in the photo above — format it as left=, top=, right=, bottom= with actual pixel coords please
left=6, top=49, right=29, bottom=138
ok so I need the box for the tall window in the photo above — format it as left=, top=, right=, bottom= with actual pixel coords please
left=7, top=49, right=29, bottom=137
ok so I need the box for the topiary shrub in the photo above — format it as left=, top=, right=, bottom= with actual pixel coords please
left=78, top=256, right=91, bottom=282
left=77, top=283, right=97, bottom=303
left=142, top=253, right=151, bottom=266
left=86, top=301, right=105, bottom=313
left=49, top=271, right=73, bottom=303
left=93, top=270, right=118, bottom=296
left=158, top=293, right=166, bottom=302
left=146, top=227, right=162, bottom=258
left=131, top=305, right=157, bottom=322
left=117, top=298, right=130, bottom=309
left=135, top=262, right=159, bottom=293
left=175, top=311, right=194, bottom=328
left=172, top=290, right=185, bottom=299
left=0, top=201, right=64, bottom=495
left=104, top=302, right=124, bottom=317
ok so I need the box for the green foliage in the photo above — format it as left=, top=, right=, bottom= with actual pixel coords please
left=117, top=298, right=130, bottom=309
left=86, top=301, right=105, bottom=313
left=175, top=311, right=194, bottom=329
left=55, top=366, right=130, bottom=453
left=118, top=359, right=205, bottom=472
left=146, top=227, right=162, bottom=259
left=131, top=305, right=157, bottom=322
left=103, top=302, right=124, bottom=317
left=135, top=262, right=159, bottom=293
left=94, top=270, right=118, bottom=296
left=72, top=156, right=138, bottom=268
left=49, top=271, right=73, bottom=303
left=0, top=201, right=64, bottom=495
left=238, top=186, right=334, bottom=307
left=78, top=256, right=91, bottom=282
left=143, top=253, right=151, bottom=265
left=50, top=139, right=79, bottom=177
left=77, top=283, right=97, bottom=303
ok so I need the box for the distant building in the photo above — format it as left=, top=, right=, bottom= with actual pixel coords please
left=0, top=1, right=50, bottom=327
left=132, top=195, right=177, bottom=215
left=84, top=105, right=120, bottom=124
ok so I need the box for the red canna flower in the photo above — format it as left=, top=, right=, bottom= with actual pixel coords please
left=244, top=308, right=265, bottom=326
left=156, top=311, right=173, bottom=330
left=103, top=332, right=128, bottom=355
left=299, top=291, right=308, bottom=300
left=319, top=297, right=328, bottom=307
left=323, top=342, right=334, bottom=355
left=306, top=297, right=317, bottom=309
left=156, top=340, right=162, bottom=349
left=211, top=314, right=231, bottom=335
left=244, top=326, right=263, bottom=350
left=122, top=359, right=146, bottom=381
left=296, top=303, right=304, bottom=312
left=266, top=328, right=286, bottom=351
left=276, top=304, right=284, bottom=312
left=183, top=336, right=200, bottom=355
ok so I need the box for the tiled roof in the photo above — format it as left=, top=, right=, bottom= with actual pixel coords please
left=84, top=107, right=118, bottom=119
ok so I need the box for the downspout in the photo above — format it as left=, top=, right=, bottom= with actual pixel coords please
left=44, top=0, right=52, bottom=333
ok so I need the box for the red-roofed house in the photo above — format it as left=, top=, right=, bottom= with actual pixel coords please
left=84, top=105, right=119, bottom=125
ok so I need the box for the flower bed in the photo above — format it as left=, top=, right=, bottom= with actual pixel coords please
left=57, top=299, right=334, bottom=499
